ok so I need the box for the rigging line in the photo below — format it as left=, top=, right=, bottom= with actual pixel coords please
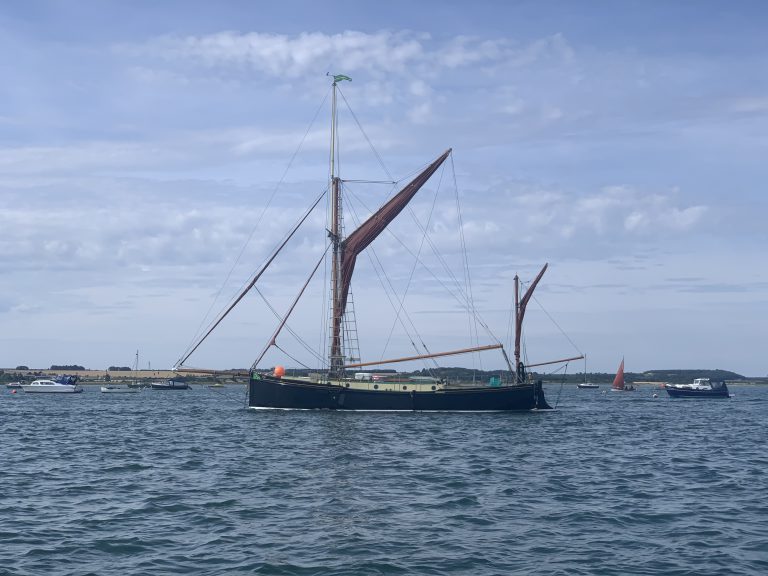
left=395, top=170, right=499, bottom=350
left=342, top=185, right=427, bottom=364
left=554, top=362, right=569, bottom=410
left=378, top=160, right=445, bottom=369
left=450, top=152, right=482, bottom=372
left=352, top=185, right=501, bottom=345
left=341, top=179, right=397, bottom=184
left=341, top=189, right=429, bottom=373
left=253, top=286, right=326, bottom=366
left=411, top=220, right=502, bottom=347
left=180, top=89, right=330, bottom=362
left=343, top=175, right=465, bottom=313
left=274, top=344, right=313, bottom=371
left=364, top=244, right=426, bottom=364
left=176, top=189, right=327, bottom=368
left=251, top=246, right=330, bottom=370
left=337, top=87, right=394, bottom=182
left=341, top=179, right=434, bottom=356
left=531, top=293, right=583, bottom=356
left=343, top=174, right=502, bottom=350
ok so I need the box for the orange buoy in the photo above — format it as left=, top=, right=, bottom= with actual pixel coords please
left=273, top=365, right=285, bottom=378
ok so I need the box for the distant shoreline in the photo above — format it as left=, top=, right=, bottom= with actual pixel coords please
left=0, top=368, right=247, bottom=384
left=3, top=368, right=767, bottom=386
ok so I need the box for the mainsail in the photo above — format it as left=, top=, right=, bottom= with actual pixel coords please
left=612, top=358, right=625, bottom=390
left=329, top=149, right=452, bottom=374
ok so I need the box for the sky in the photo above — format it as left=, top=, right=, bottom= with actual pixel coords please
left=1, top=0, right=767, bottom=376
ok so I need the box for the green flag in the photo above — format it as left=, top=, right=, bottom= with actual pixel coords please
left=333, top=74, right=352, bottom=83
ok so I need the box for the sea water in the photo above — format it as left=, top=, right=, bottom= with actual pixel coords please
left=1, top=384, right=767, bottom=575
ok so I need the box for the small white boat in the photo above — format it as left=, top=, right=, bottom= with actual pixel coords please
left=22, top=376, right=83, bottom=394
left=577, top=357, right=598, bottom=388
left=100, top=383, right=140, bottom=394
left=151, top=379, right=190, bottom=390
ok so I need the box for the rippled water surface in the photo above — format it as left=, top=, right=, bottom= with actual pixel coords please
left=2, top=384, right=767, bottom=575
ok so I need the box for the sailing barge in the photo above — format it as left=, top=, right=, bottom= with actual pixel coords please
left=178, top=76, right=581, bottom=411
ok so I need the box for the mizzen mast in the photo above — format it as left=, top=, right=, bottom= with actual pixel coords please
left=514, top=263, right=548, bottom=382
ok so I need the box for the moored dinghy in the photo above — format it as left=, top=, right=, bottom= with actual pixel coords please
left=101, top=383, right=140, bottom=394
left=151, top=379, right=190, bottom=390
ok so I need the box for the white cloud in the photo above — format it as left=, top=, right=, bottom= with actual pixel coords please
left=408, top=101, right=432, bottom=124
left=451, top=184, right=709, bottom=262
left=729, top=97, right=768, bottom=114
left=135, top=30, right=430, bottom=78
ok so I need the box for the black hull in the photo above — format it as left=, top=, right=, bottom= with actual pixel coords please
left=248, top=375, right=551, bottom=411
left=665, top=386, right=730, bottom=398
left=151, top=384, right=190, bottom=390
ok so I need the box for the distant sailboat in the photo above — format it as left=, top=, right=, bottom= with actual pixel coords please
left=610, top=358, right=635, bottom=392
left=101, top=350, right=141, bottom=393
left=577, top=356, right=599, bottom=389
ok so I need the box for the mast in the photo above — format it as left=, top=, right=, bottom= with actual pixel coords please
left=329, top=75, right=346, bottom=376
left=514, top=274, right=521, bottom=381
left=325, top=74, right=449, bottom=377
left=514, top=263, right=548, bottom=383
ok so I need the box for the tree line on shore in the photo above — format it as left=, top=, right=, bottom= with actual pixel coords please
left=1, top=366, right=762, bottom=385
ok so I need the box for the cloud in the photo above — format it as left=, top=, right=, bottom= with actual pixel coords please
left=729, top=97, right=768, bottom=115
left=573, top=186, right=707, bottom=236
left=129, top=30, right=429, bottom=78
left=116, top=30, right=576, bottom=133
left=402, top=182, right=712, bottom=276
left=129, top=30, right=573, bottom=80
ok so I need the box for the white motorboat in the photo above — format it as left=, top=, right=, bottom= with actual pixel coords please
left=22, top=376, right=83, bottom=394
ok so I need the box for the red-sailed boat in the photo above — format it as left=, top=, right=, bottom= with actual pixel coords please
left=610, top=358, right=635, bottom=392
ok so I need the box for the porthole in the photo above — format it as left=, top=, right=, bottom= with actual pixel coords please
left=403, top=386, right=408, bottom=390
left=373, top=384, right=378, bottom=390
left=345, top=383, right=350, bottom=388
left=431, top=386, right=436, bottom=390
